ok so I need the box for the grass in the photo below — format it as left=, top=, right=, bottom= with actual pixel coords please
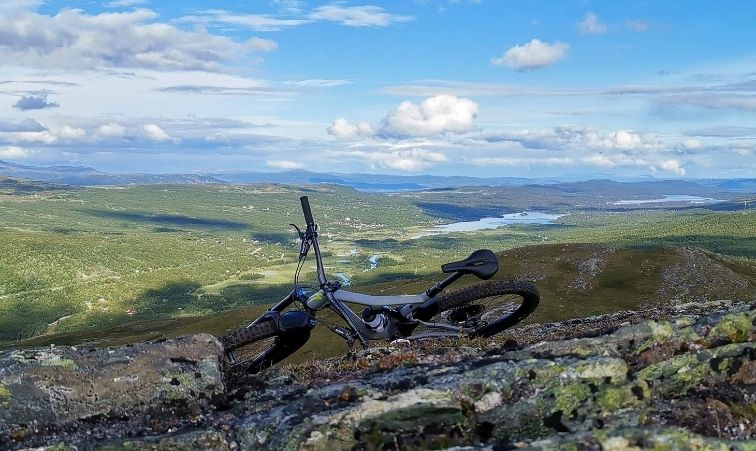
left=0, top=179, right=754, bottom=354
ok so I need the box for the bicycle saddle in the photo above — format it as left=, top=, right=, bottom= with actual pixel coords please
left=441, top=249, right=498, bottom=280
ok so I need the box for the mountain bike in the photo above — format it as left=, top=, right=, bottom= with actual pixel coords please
left=221, top=196, right=539, bottom=374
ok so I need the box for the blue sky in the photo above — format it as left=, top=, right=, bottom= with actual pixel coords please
left=1, top=0, right=755, bottom=179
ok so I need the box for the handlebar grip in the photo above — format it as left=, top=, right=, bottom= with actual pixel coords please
left=300, top=196, right=315, bottom=226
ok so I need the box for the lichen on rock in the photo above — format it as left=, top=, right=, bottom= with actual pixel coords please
left=0, top=301, right=754, bottom=450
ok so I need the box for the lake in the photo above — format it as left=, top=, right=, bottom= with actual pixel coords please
left=414, top=211, right=563, bottom=238
left=612, top=195, right=723, bottom=205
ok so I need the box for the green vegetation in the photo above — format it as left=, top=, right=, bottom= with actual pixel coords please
left=0, top=178, right=754, bottom=351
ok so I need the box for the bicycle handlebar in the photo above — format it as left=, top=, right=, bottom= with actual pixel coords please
left=300, top=196, right=315, bottom=227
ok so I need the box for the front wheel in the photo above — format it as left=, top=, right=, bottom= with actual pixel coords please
left=221, top=311, right=314, bottom=376
left=432, top=280, right=539, bottom=338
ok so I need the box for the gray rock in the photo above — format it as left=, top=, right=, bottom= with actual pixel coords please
left=1, top=303, right=754, bottom=450
left=0, top=334, right=225, bottom=439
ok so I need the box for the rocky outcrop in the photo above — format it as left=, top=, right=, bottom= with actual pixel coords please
left=0, top=302, right=753, bottom=450
left=0, top=334, right=225, bottom=446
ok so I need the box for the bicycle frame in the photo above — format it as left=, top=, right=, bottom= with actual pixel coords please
left=256, top=197, right=471, bottom=350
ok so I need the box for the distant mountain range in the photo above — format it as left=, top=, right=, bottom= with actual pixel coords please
left=0, top=160, right=223, bottom=186
left=1, top=160, right=754, bottom=193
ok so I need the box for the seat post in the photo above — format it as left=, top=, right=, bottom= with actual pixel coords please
left=425, top=271, right=464, bottom=298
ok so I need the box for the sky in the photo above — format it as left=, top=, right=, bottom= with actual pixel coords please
left=0, top=0, right=755, bottom=179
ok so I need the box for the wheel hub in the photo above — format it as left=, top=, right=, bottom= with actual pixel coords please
left=447, top=304, right=484, bottom=324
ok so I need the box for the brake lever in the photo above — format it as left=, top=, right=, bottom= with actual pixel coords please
left=290, top=223, right=305, bottom=239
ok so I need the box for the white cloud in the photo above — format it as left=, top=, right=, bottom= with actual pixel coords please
left=607, top=130, right=642, bottom=149
left=577, top=12, right=607, bottom=34
left=677, top=139, right=703, bottom=151
left=582, top=154, right=617, bottom=167
left=143, top=123, right=174, bottom=142
left=96, top=123, right=127, bottom=138
left=0, top=8, right=275, bottom=71
left=0, top=145, right=30, bottom=159
left=582, top=153, right=686, bottom=176
left=246, top=37, right=278, bottom=52
left=185, top=10, right=309, bottom=31
left=267, top=160, right=304, bottom=169
left=4, top=130, right=57, bottom=144
left=283, top=79, right=353, bottom=87
left=471, top=157, right=574, bottom=167
left=55, top=125, right=86, bottom=139
left=327, top=118, right=375, bottom=140
left=381, top=95, right=479, bottom=137
left=660, top=159, right=686, bottom=176
left=492, top=39, right=569, bottom=71
left=487, top=126, right=662, bottom=153
left=337, top=148, right=447, bottom=171
left=309, top=5, right=413, bottom=27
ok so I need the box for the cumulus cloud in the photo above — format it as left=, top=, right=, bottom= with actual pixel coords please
left=486, top=126, right=662, bottom=153
left=660, top=159, right=686, bottom=176
left=143, top=123, right=175, bottom=142
left=676, top=139, right=703, bottom=151
left=471, top=157, right=574, bottom=167
left=492, top=39, right=569, bottom=71
left=96, top=123, right=127, bottom=138
left=581, top=153, right=686, bottom=175
left=381, top=95, right=479, bottom=137
left=327, top=118, right=375, bottom=140
left=309, top=5, right=413, bottom=27
left=0, top=8, right=276, bottom=71
left=0, top=145, right=30, bottom=159
left=3, top=130, right=57, bottom=144
left=12, top=93, right=59, bottom=110
left=56, top=125, right=86, bottom=139
left=267, top=159, right=304, bottom=169
left=337, top=148, right=447, bottom=171
left=246, top=37, right=278, bottom=52
left=577, top=12, right=607, bottom=34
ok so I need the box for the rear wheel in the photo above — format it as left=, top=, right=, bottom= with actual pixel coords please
left=423, top=280, right=539, bottom=338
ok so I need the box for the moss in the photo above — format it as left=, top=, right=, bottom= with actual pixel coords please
left=571, top=358, right=627, bottom=382
left=635, top=321, right=674, bottom=354
left=530, top=363, right=566, bottom=385
left=550, top=383, right=591, bottom=415
left=596, top=387, right=634, bottom=412
left=40, top=358, right=77, bottom=369
left=0, top=383, right=11, bottom=408
left=359, top=404, right=464, bottom=431
left=706, top=312, right=754, bottom=345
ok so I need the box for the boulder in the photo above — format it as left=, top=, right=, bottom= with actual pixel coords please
left=0, top=334, right=225, bottom=443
